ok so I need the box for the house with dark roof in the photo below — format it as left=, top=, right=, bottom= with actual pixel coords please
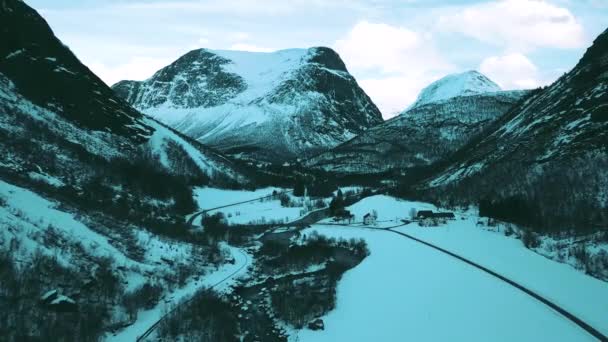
left=363, top=213, right=376, bottom=225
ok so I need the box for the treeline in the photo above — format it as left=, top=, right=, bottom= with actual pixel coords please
left=50, top=150, right=200, bottom=239
left=1, top=109, right=224, bottom=241
left=416, top=152, right=608, bottom=235
left=262, top=232, right=369, bottom=328
left=259, top=231, right=369, bottom=275
left=158, top=290, right=238, bottom=342
left=0, top=250, right=126, bottom=341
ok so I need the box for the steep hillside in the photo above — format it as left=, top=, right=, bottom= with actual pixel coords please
left=307, top=72, right=527, bottom=174
left=112, top=48, right=383, bottom=162
left=418, top=28, right=608, bottom=233
left=0, top=1, right=250, bottom=339
left=0, top=0, right=247, bottom=186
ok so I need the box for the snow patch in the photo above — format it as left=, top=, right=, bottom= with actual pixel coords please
left=410, top=70, right=501, bottom=109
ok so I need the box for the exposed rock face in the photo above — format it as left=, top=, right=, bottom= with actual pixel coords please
left=0, top=0, right=247, bottom=186
left=0, top=0, right=152, bottom=141
left=112, top=47, right=383, bottom=162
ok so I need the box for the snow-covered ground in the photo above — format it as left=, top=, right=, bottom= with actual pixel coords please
left=0, top=180, right=146, bottom=272
left=408, top=70, right=501, bottom=109
left=107, top=245, right=251, bottom=341
left=295, top=226, right=594, bottom=341
left=394, top=218, right=608, bottom=337
left=193, top=187, right=304, bottom=225
left=0, top=179, right=248, bottom=334
left=211, top=48, right=308, bottom=104
left=144, top=48, right=309, bottom=129
left=194, top=187, right=283, bottom=210
left=341, top=194, right=435, bottom=223
left=292, top=195, right=608, bottom=341
left=145, top=118, right=243, bottom=182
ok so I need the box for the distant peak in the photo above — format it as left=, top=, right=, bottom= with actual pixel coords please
left=410, top=70, right=501, bottom=109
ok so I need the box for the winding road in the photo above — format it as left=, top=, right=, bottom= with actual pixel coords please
left=186, top=190, right=293, bottom=226
left=132, top=248, right=250, bottom=342
left=148, top=189, right=607, bottom=341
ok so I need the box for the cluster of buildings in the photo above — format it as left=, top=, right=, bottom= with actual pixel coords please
left=416, top=210, right=455, bottom=226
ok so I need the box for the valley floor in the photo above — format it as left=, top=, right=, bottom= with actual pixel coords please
left=288, top=196, right=608, bottom=341
left=192, top=187, right=302, bottom=226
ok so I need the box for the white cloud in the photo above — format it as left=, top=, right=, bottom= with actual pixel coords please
left=479, top=53, right=541, bottom=89
left=229, top=43, right=276, bottom=52
left=359, top=76, right=436, bottom=118
left=116, top=0, right=378, bottom=16
left=438, top=0, right=586, bottom=51
left=197, top=37, right=210, bottom=46
left=88, top=56, right=173, bottom=86
left=334, top=21, right=453, bottom=118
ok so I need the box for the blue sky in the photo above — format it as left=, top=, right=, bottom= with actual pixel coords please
left=28, top=0, right=608, bottom=118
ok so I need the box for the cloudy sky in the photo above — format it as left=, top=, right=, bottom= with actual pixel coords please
left=28, top=0, right=608, bottom=118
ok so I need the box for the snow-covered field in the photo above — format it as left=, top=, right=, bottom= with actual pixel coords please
left=296, top=226, right=594, bottom=341
left=193, top=187, right=304, bottom=225
left=394, top=219, right=608, bottom=337
left=293, top=195, right=608, bottom=341
left=343, top=194, right=435, bottom=223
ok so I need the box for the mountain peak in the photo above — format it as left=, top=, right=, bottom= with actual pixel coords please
left=112, top=45, right=382, bottom=162
left=410, top=70, right=501, bottom=109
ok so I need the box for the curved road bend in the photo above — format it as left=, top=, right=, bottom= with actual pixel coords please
left=136, top=248, right=250, bottom=342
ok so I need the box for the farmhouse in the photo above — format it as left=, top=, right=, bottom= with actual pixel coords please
left=363, top=213, right=376, bottom=225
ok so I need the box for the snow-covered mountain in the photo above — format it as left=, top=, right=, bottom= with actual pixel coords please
left=306, top=72, right=527, bottom=174
left=409, top=70, right=501, bottom=109
left=0, top=0, right=247, bottom=186
left=112, top=48, right=383, bottom=162
left=419, top=28, right=608, bottom=232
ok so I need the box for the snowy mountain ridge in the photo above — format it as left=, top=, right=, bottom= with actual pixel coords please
left=306, top=76, right=527, bottom=174
left=409, top=70, right=502, bottom=109
left=113, top=47, right=383, bottom=162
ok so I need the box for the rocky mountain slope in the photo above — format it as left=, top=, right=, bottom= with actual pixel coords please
left=306, top=72, right=527, bottom=174
left=0, top=1, right=250, bottom=339
left=0, top=0, right=247, bottom=187
left=112, top=48, right=383, bottom=162
left=418, top=28, right=608, bottom=233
